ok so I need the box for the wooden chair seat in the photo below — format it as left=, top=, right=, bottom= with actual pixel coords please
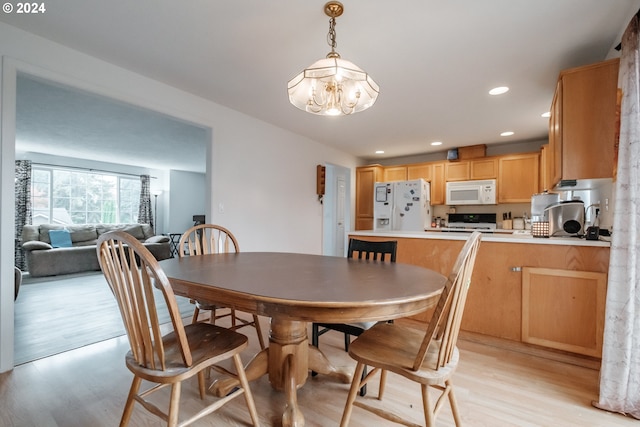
left=125, top=322, right=247, bottom=380
left=347, top=323, right=458, bottom=383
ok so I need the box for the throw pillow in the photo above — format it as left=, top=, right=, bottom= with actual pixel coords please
left=48, top=229, right=73, bottom=248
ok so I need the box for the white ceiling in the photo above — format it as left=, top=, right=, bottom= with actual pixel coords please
left=3, top=0, right=640, bottom=172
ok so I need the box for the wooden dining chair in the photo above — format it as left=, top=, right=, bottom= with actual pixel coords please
left=96, top=231, right=259, bottom=427
left=178, top=224, right=265, bottom=350
left=311, top=238, right=397, bottom=396
left=340, top=231, right=482, bottom=427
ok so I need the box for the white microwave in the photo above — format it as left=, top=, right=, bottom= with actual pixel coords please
left=446, top=179, right=497, bottom=205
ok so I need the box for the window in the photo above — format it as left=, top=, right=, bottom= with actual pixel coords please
left=31, top=166, right=141, bottom=225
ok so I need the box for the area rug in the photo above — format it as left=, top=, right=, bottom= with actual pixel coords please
left=14, top=271, right=194, bottom=365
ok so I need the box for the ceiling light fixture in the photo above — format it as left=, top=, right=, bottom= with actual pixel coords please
left=375, top=150, right=385, bottom=154
left=541, top=111, right=551, bottom=118
left=489, top=86, right=509, bottom=95
left=501, top=131, right=515, bottom=136
left=287, top=2, right=379, bottom=116
left=430, top=141, right=443, bottom=146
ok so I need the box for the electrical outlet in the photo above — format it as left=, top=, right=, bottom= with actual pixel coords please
left=218, top=203, right=225, bottom=214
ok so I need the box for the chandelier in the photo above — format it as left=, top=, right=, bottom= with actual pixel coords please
left=287, top=2, right=379, bottom=116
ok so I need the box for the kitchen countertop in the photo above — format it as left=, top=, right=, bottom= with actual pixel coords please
left=350, top=229, right=611, bottom=247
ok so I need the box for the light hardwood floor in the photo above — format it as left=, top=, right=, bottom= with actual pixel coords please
left=1, top=315, right=636, bottom=427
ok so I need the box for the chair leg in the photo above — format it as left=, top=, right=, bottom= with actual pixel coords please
left=168, top=382, right=181, bottom=427
left=191, top=306, right=200, bottom=324
left=340, top=362, right=366, bottom=427
left=447, top=380, right=462, bottom=427
left=344, top=333, right=350, bottom=351
left=252, top=314, right=266, bottom=349
left=197, top=370, right=206, bottom=399
left=230, top=308, right=237, bottom=327
left=119, top=376, right=142, bottom=427
left=311, top=324, right=319, bottom=377
left=378, top=369, right=387, bottom=400
left=232, top=353, right=260, bottom=426
left=311, top=324, right=320, bottom=347
left=421, top=383, right=435, bottom=427
left=359, top=366, right=367, bottom=397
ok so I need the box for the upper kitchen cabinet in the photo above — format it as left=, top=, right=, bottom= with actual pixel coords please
left=407, top=162, right=445, bottom=205
left=355, top=165, right=383, bottom=230
left=383, top=166, right=408, bottom=181
left=444, top=161, right=470, bottom=181
left=548, top=58, right=619, bottom=187
left=498, top=153, right=540, bottom=203
left=470, top=158, right=498, bottom=179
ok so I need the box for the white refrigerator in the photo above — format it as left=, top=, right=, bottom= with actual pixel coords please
left=373, top=179, right=431, bottom=231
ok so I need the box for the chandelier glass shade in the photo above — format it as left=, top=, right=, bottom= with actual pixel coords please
left=287, top=2, right=379, bottom=116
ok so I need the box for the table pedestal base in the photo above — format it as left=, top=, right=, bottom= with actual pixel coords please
left=210, top=318, right=351, bottom=427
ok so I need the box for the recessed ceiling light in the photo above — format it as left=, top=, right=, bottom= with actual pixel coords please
left=500, top=131, right=515, bottom=137
left=541, top=111, right=551, bottom=118
left=375, top=150, right=384, bottom=154
left=489, top=86, right=509, bottom=95
left=430, top=141, right=443, bottom=146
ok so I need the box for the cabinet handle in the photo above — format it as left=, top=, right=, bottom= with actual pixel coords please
left=510, top=266, right=522, bottom=272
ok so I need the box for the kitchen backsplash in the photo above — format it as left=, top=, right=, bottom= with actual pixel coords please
left=432, top=178, right=613, bottom=231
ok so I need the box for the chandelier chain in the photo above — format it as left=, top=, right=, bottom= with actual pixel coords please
left=327, top=17, right=338, bottom=54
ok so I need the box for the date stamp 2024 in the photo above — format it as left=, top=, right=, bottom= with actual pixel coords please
left=3, top=2, right=46, bottom=14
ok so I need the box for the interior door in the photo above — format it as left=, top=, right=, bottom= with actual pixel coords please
left=322, top=164, right=351, bottom=257
left=334, top=174, right=346, bottom=256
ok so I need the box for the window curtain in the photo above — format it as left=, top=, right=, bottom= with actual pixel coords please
left=15, top=160, right=32, bottom=270
left=137, top=174, right=153, bottom=228
left=594, top=10, right=640, bottom=419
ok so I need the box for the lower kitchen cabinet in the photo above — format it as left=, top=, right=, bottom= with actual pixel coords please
left=522, top=267, right=606, bottom=357
left=348, top=234, right=610, bottom=357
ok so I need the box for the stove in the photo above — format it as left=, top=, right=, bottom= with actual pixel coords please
left=446, top=213, right=497, bottom=231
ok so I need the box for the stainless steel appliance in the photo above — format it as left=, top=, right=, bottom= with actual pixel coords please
left=544, top=200, right=585, bottom=237
left=530, top=192, right=560, bottom=222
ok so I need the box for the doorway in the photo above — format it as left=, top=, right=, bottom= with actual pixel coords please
left=10, top=70, right=210, bottom=366
left=322, top=163, right=351, bottom=257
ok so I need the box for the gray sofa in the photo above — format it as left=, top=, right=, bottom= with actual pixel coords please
left=21, top=223, right=171, bottom=277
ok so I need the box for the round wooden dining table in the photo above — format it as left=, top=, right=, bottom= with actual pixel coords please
left=160, top=252, right=446, bottom=427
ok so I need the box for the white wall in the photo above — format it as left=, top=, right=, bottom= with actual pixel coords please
left=0, top=22, right=359, bottom=372
left=168, top=170, right=206, bottom=235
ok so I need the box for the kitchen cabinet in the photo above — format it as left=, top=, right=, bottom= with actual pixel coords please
left=407, top=162, right=445, bottom=205
left=522, top=267, right=606, bottom=357
left=498, top=153, right=540, bottom=203
left=431, top=162, right=445, bottom=205
left=383, top=166, right=407, bottom=181
left=444, top=161, right=470, bottom=181
left=470, top=158, right=498, bottom=179
left=347, top=234, right=610, bottom=357
left=355, top=165, right=383, bottom=230
left=444, top=158, right=497, bottom=182
left=539, top=144, right=552, bottom=192
left=548, top=58, right=619, bottom=187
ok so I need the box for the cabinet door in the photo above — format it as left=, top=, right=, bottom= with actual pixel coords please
left=383, top=166, right=407, bottom=181
left=355, top=166, right=382, bottom=230
left=560, top=58, right=618, bottom=180
left=407, top=163, right=432, bottom=181
left=522, top=267, right=606, bottom=357
left=431, top=162, right=445, bottom=205
left=549, top=80, right=563, bottom=187
left=498, top=153, right=540, bottom=203
left=470, top=158, right=498, bottom=179
left=445, top=161, right=470, bottom=181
